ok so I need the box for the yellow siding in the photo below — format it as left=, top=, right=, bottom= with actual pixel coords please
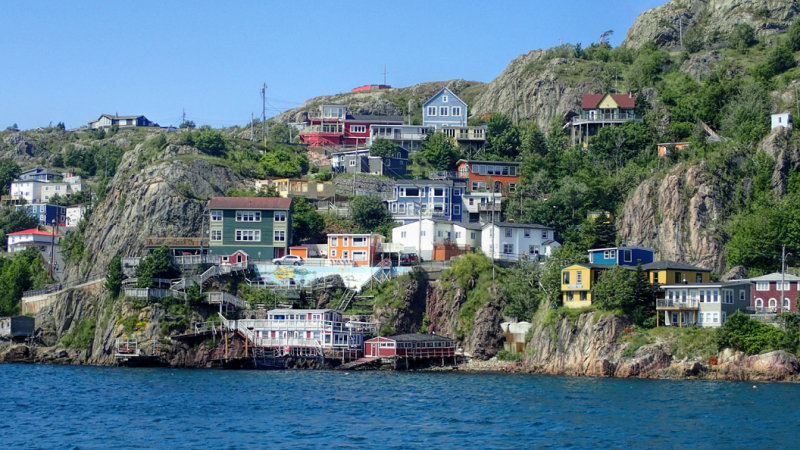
left=649, top=269, right=710, bottom=285
left=561, top=265, right=593, bottom=309
left=598, top=95, right=619, bottom=109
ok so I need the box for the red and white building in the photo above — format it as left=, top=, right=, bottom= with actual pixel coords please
left=299, top=104, right=403, bottom=148
left=236, top=309, right=364, bottom=356
left=749, top=272, right=800, bottom=312
left=365, top=334, right=455, bottom=358
left=6, top=228, right=60, bottom=253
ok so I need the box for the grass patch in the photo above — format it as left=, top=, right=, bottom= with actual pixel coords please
left=646, top=326, right=717, bottom=360
left=60, top=317, right=96, bottom=349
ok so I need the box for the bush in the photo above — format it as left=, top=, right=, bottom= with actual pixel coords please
left=496, top=350, right=522, bottom=362
left=61, top=317, right=96, bottom=349
left=714, top=312, right=786, bottom=354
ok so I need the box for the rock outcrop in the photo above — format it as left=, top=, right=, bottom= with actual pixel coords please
left=622, top=0, right=799, bottom=51
left=618, top=163, right=726, bottom=273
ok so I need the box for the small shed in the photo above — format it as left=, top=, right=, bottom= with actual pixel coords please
left=771, top=112, right=792, bottom=129
left=364, top=333, right=455, bottom=358
left=0, top=316, right=35, bottom=339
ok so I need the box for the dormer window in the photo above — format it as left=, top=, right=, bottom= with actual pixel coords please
left=442, top=95, right=448, bottom=103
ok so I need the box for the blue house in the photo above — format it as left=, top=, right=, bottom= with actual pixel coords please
left=422, top=87, right=468, bottom=129
left=16, top=203, right=66, bottom=226
left=588, top=246, right=654, bottom=267
left=387, top=179, right=466, bottom=224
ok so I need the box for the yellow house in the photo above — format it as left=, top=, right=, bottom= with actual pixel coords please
left=642, top=261, right=711, bottom=285
left=254, top=178, right=334, bottom=200
left=560, top=263, right=611, bottom=309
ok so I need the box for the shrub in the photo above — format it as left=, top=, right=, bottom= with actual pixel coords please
left=496, top=350, right=522, bottom=362
left=61, top=317, right=96, bottom=349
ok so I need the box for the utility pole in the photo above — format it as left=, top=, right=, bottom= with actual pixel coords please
left=679, top=18, right=683, bottom=50
left=182, top=108, right=186, bottom=126
left=383, top=64, right=388, bottom=85
left=261, top=83, right=267, bottom=146
left=250, top=113, right=254, bottom=141
left=408, top=99, right=413, bottom=126
left=781, top=244, right=786, bottom=312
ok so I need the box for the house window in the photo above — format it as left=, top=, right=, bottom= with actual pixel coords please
left=755, top=298, right=763, bottom=307
left=453, top=205, right=461, bottom=215
left=756, top=282, right=769, bottom=291
left=350, top=125, right=366, bottom=133
left=603, top=250, right=615, bottom=260
left=439, top=106, right=448, bottom=116
left=713, top=313, right=719, bottom=323
left=235, top=230, right=261, bottom=241
left=400, top=231, right=407, bottom=238
left=353, top=236, right=367, bottom=246
left=349, top=160, right=356, bottom=167
left=427, top=106, right=437, bottom=116
left=470, top=232, right=476, bottom=239
left=524, top=229, right=531, bottom=238
left=421, top=230, right=426, bottom=237
left=769, top=298, right=777, bottom=308
left=442, top=95, right=448, bottom=103
left=530, top=245, right=539, bottom=255
left=674, top=272, right=683, bottom=284
left=331, top=249, right=337, bottom=258
left=343, top=250, right=349, bottom=259
left=433, top=188, right=445, bottom=197
left=624, top=250, right=632, bottom=262
left=274, top=230, right=285, bottom=242
left=235, top=211, right=261, bottom=222
left=353, top=251, right=367, bottom=261
left=508, top=183, right=517, bottom=193
left=274, top=211, right=286, bottom=222
left=437, top=231, right=443, bottom=237
left=210, top=230, right=222, bottom=241
left=343, top=237, right=349, bottom=246
left=453, top=188, right=462, bottom=196
left=563, top=271, right=570, bottom=284
left=455, top=231, right=461, bottom=239
left=779, top=281, right=792, bottom=290
left=502, top=244, right=513, bottom=254
left=331, top=237, right=338, bottom=246
left=784, top=298, right=791, bottom=310
left=505, top=229, right=512, bottom=238
left=542, top=230, right=548, bottom=239
left=576, top=271, right=582, bottom=284
left=451, top=106, right=461, bottom=116
left=469, top=198, right=474, bottom=205
left=740, top=290, right=745, bottom=302
left=696, top=273, right=703, bottom=283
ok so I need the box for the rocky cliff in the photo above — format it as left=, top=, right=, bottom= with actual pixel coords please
left=618, top=163, right=728, bottom=273
left=622, top=0, right=799, bottom=50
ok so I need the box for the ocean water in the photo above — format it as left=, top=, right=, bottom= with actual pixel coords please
left=0, top=364, right=796, bottom=448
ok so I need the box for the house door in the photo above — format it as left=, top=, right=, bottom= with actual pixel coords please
left=236, top=253, right=242, bottom=263
left=670, top=312, right=679, bottom=326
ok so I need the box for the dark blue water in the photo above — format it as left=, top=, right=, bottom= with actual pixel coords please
left=0, top=364, right=796, bottom=448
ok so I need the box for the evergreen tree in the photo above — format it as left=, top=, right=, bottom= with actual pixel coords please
left=105, top=253, right=124, bottom=297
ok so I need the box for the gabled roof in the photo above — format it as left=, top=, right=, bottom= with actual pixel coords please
left=483, top=222, right=552, bottom=230
left=563, top=262, right=621, bottom=270
left=641, top=260, right=711, bottom=272
left=96, top=114, right=147, bottom=121
left=209, top=197, right=292, bottom=210
left=581, top=93, right=636, bottom=109
left=589, top=246, right=654, bottom=253
left=7, top=228, right=59, bottom=237
left=423, top=87, right=466, bottom=108
left=748, top=272, right=800, bottom=282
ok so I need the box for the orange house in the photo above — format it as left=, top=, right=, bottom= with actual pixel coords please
left=657, top=142, right=690, bottom=157
left=456, top=159, right=521, bottom=196
left=327, top=233, right=385, bottom=266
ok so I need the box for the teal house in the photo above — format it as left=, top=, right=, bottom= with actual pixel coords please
left=208, top=196, right=293, bottom=263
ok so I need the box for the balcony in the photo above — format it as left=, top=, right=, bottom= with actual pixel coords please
left=571, top=112, right=640, bottom=126
left=656, top=299, right=699, bottom=310
left=477, top=202, right=501, bottom=212
left=428, top=171, right=461, bottom=180
left=300, top=124, right=344, bottom=134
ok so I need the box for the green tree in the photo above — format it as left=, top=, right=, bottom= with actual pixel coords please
left=0, top=207, right=39, bottom=250
left=135, top=245, right=179, bottom=288
left=719, top=80, right=770, bottom=145
left=754, top=43, right=796, bottom=81
left=419, top=132, right=460, bottom=170
left=729, top=23, right=756, bottom=51
left=369, top=138, right=398, bottom=159
left=259, top=147, right=309, bottom=178
left=194, top=127, right=227, bottom=156
left=0, top=159, right=20, bottom=195
left=578, top=214, right=616, bottom=249
left=486, top=113, right=521, bottom=159
left=349, top=195, right=391, bottom=232
left=105, top=253, right=124, bottom=297
left=591, top=265, right=656, bottom=325
left=0, top=248, right=50, bottom=315
left=520, top=123, right=548, bottom=156
left=179, top=120, right=196, bottom=129
left=714, top=312, right=786, bottom=354
left=267, top=123, right=292, bottom=143
left=538, top=243, right=587, bottom=306
left=502, top=260, right=545, bottom=320
left=789, top=18, right=800, bottom=51
left=292, top=198, right=325, bottom=244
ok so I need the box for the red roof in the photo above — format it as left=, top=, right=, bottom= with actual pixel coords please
left=209, top=197, right=292, bottom=210
left=582, top=93, right=636, bottom=109
left=7, top=228, right=60, bottom=237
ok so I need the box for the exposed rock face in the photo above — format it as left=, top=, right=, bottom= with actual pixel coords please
left=372, top=273, right=427, bottom=335
left=618, top=164, right=726, bottom=273
left=622, top=0, right=799, bottom=51
left=64, top=142, right=247, bottom=284
left=470, top=51, right=604, bottom=132
left=758, top=126, right=799, bottom=198
left=523, top=310, right=629, bottom=376
left=716, top=348, right=800, bottom=380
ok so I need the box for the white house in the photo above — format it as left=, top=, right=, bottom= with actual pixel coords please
left=10, top=175, right=83, bottom=204
left=6, top=228, right=60, bottom=253
left=89, top=114, right=157, bottom=129
left=771, top=112, right=792, bottom=130
left=391, top=219, right=481, bottom=260
left=480, top=222, right=559, bottom=261
left=65, top=204, right=87, bottom=229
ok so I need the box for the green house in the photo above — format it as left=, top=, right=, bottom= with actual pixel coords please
left=208, top=196, right=292, bottom=262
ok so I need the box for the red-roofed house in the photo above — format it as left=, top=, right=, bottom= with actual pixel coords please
left=7, top=228, right=60, bottom=253
left=208, top=197, right=293, bottom=262
left=570, top=93, right=639, bottom=146
left=299, top=104, right=403, bottom=148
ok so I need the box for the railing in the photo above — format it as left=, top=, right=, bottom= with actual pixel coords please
left=656, top=298, right=700, bottom=309
left=115, top=338, right=141, bottom=357
left=22, top=284, right=60, bottom=298
left=206, top=292, right=250, bottom=309
left=123, top=287, right=171, bottom=299
left=573, top=113, right=640, bottom=123
left=428, top=171, right=461, bottom=180
left=477, top=203, right=501, bottom=212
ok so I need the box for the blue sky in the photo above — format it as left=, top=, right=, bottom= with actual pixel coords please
left=1, top=1, right=663, bottom=130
